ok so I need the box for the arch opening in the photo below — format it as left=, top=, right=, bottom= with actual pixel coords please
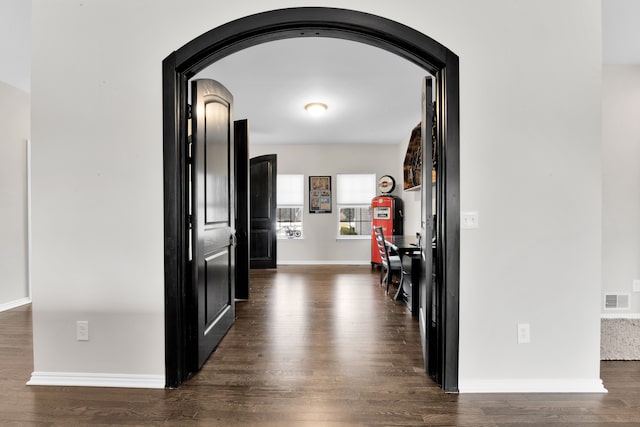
left=162, top=6, right=459, bottom=392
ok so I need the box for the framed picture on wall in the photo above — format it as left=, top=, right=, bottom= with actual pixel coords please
left=309, top=176, right=332, bottom=213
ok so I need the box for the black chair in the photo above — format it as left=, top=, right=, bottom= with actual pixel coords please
left=374, top=226, right=403, bottom=294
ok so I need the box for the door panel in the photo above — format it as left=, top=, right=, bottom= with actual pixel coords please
left=191, top=79, right=235, bottom=370
left=205, top=251, right=230, bottom=319
left=204, top=102, right=230, bottom=224
left=250, top=154, right=277, bottom=269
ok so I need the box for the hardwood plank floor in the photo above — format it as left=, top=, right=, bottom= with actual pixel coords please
left=2, top=265, right=640, bottom=426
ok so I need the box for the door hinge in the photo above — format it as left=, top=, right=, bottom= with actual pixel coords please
left=187, top=136, right=193, bottom=164
left=187, top=104, right=193, bottom=120
left=188, top=214, right=193, bottom=228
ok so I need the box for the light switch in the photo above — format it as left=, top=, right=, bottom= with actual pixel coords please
left=461, top=211, right=479, bottom=229
left=77, top=321, right=89, bottom=341
left=633, top=280, right=640, bottom=292
left=517, top=323, right=530, bottom=344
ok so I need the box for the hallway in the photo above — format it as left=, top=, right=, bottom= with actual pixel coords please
left=2, top=265, right=640, bottom=425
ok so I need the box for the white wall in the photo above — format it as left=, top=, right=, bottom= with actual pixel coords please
left=0, top=81, right=30, bottom=311
left=30, top=0, right=604, bottom=392
left=251, top=143, right=402, bottom=264
left=602, top=65, right=640, bottom=315
left=453, top=2, right=602, bottom=392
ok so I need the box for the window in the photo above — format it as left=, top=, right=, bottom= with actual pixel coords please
left=276, top=174, right=304, bottom=239
left=336, top=174, right=376, bottom=238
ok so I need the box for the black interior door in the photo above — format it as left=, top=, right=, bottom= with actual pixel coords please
left=420, top=76, right=440, bottom=383
left=191, top=79, right=236, bottom=369
left=234, top=120, right=250, bottom=299
left=249, top=154, right=277, bottom=269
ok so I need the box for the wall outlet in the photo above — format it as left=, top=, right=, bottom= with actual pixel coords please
left=633, top=280, right=640, bottom=292
left=517, top=323, right=530, bottom=344
left=77, top=321, right=89, bottom=341
left=461, top=211, right=479, bottom=229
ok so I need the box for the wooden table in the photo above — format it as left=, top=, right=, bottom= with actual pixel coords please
left=384, top=235, right=420, bottom=256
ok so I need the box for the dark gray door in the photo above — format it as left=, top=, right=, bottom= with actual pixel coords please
left=191, top=79, right=236, bottom=369
left=420, top=76, right=438, bottom=381
left=234, top=120, right=250, bottom=299
left=249, top=154, right=277, bottom=269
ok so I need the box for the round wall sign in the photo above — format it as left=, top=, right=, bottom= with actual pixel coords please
left=377, top=175, right=396, bottom=193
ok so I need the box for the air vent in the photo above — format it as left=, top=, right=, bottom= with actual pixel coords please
left=604, top=294, right=630, bottom=310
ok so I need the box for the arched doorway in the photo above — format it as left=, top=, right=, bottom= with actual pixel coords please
left=162, top=7, right=459, bottom=392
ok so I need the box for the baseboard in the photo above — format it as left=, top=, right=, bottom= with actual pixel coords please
left=278, top=260, right=370, bottom=265
left=458, top=378, right=608, bottom=393
left=0, top=297, right=31, bottom=313
left=27, top=371, right=165, bottom=389
left=601, top=313, right=640, bottom=319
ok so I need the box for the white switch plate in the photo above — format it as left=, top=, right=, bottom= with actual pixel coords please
left=461, top=211, right=479, bottom=229
left=77, top=321, right=89, bottom=341
left=633, top=280, right=640, bottom=292
left=517, top=323, right=530, bottom=344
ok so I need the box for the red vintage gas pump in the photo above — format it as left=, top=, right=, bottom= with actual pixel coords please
left=371, top=195, right=404, bottom=266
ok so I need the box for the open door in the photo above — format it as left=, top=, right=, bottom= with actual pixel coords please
left=234, top=120, right=250, bottom=299
left=249, top=154, right=277, bottom=269
left=420, top=77, right=439, bottom=383
left=190, top=79, right=236, bottom=369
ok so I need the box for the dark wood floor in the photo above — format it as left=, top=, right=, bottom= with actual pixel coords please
left=2, top=265, right=640, bottom=426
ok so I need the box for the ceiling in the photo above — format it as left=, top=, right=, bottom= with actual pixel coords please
left=194, top=37, right=428, bottom=145
left=0, top=0, right=30, bottom=93
left=1, top=1, right=639, bottom=147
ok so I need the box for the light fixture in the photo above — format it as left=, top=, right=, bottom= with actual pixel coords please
left=304, top=102, right=328, bottom=117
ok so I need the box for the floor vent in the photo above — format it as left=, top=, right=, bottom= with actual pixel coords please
left=604, top=294, right=630, bottom=310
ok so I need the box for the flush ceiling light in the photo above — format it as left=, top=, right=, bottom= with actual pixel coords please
left=304, top=102, right=328, bottom=117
